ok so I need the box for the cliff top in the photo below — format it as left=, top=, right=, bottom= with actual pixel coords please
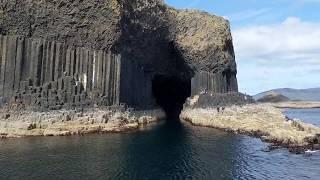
left=0, top=0, right=236, bottom=74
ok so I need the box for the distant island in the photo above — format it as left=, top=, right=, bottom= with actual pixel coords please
left=254, top=88, right=320, bottom=101
left=256, top=92, right=290, bottom=103
left=254, top=88, right=320, bottom=109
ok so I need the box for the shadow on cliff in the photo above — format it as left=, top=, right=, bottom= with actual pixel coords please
left=114, top=1, right=194, bottom=120
left=151, top=42, right=193, bottom=120
left=152, top=74, right=191, bottom=120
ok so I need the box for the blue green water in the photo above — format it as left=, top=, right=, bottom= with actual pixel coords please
left=0, top=109, right=319, bottom=180
left=285, top=108, right=320, bottom=127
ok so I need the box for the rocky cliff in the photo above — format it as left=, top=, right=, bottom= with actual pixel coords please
left=0, top=0, right=238, bottom=116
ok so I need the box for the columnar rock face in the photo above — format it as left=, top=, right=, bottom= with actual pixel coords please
left=0, top=35, right=121, bottom=109
left=191, top=71, right=238, bottom=96
left=0, top=0, right=238, bottom=111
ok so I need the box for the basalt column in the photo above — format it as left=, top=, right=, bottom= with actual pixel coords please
left=191, top=71, right=238, bottom=96
left=0, top=34, right=238, bottom=110
left=1, top=0, right=239, bottom=111
left=0, top=35, right=122, bottom=109
left=119, top=58, right=155, bottom=109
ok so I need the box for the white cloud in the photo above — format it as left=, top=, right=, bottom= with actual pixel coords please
left=233, top=17, right=320, bottom=62
left=233, top=17, right=320, bottom=94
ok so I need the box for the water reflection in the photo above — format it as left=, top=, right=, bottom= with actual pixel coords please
left=119, top=121, right=196, bottom=179
left=0, top=116, right=319, bottom=180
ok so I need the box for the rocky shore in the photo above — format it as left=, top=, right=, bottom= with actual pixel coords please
left=0, top=106, right=165, bottom=138
left=181, top=103, right=320, bottom=153
left=269, top=101, right=320, bottom=109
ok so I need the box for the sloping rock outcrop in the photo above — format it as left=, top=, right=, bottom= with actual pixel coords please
left=0, top=0, right=238, bottom=116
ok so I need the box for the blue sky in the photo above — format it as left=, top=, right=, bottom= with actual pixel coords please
left=165, top=0, right=320, bottom=95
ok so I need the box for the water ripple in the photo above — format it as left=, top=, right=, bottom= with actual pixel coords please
left=0, top=110, right=319, bottom=179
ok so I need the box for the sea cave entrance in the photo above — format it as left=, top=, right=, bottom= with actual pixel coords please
left=152, top=75, right=191, bottom=120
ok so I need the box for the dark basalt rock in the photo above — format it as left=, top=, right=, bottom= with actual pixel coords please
left=184, top=92, right=255, bottom=109
left=0, top=0, right=238, bottom=113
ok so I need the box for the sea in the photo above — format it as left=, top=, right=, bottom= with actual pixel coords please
left=0, top=108, right=319, bottom=180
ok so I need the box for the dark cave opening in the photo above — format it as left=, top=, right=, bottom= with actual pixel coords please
left=152, top=75, right=191, bottom=120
